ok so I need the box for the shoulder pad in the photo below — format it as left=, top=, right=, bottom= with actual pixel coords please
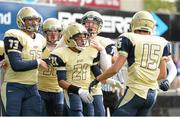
left=5, top=29, right=24, bottom=38
left=4, top=29, right=29, bottom=46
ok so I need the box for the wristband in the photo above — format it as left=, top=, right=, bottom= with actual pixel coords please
left=67, top=84, right=80, bottom=95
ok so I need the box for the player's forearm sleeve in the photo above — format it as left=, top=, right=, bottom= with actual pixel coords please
left=100, top=49, right=112, bottom=71
left=8, top=52, right=38, bottom=71
left=57, top=70, right=66, bottom=81
left=166, top=58, right=177, bottom=84
left=91, top=64, right=102, bottom=77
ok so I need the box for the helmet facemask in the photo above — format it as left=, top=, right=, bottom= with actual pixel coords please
left=23, top=17, right=41, bottom=32
left=63, top=22, right=90, bottom=52
left=71, top=33, right=90, bottom=51
left=43, top=18, right=63, bottom=46
left=81, top=11, right=103, bottom=36
left=45, top=29, right=62, bottom=46
left=16, top=7, right=42, bottom=32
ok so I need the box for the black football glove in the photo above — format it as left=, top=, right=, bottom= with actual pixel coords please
left=89, top=79, right=99, bottom=93
left=159, top=80, right=170, bottom=91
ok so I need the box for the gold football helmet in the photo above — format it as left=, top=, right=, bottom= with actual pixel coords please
left=81, top=11, right=103, bottom=34
left=63, top=22, right=89, bottom=51
left=131, top=10, right=156, bottom=34
left=16, top=7, right=42, bottom=32
left=43, top=18, right=62, bottom=32
left=43, top=18, right=63, bottom=45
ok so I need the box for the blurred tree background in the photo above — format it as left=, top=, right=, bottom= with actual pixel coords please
left=144, top=0, right=177, bottom=13
left=176, top=0, right=180, bottom=12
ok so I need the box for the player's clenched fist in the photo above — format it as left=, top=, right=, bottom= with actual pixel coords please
left=159, top=80, right=170, bottom=91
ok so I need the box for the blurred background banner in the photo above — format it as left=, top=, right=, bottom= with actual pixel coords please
left=57, top=6, right=173, bottom=40
left=0, top=1, right=180, bottom=42
left=55, top=0, right=121, bottom=10
left=0, top=1, right=57, bottom=39
left=22, top=0, right=38, bottom=3
left=58, top=6, right=133, bottom=39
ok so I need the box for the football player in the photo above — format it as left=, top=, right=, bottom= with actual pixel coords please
left=38, top=18, right=64, bottom=116
left=1, top=7, right=48, bottom=116
left=89, top=10, right=171, bottom=116
left=45, top=22, right=102, bottom=116
left=81, top=11, right=124, bottom=116
left=0, top=40, right=4, bottom=86
left=0, top=40, right=5, bottom=116
left=0, top=40, right=4, bottom=59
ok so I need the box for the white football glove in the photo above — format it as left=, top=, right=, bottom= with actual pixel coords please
left=78, top=88, right=94, bottom=103
left=106, top=79, right=124, bottom=93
